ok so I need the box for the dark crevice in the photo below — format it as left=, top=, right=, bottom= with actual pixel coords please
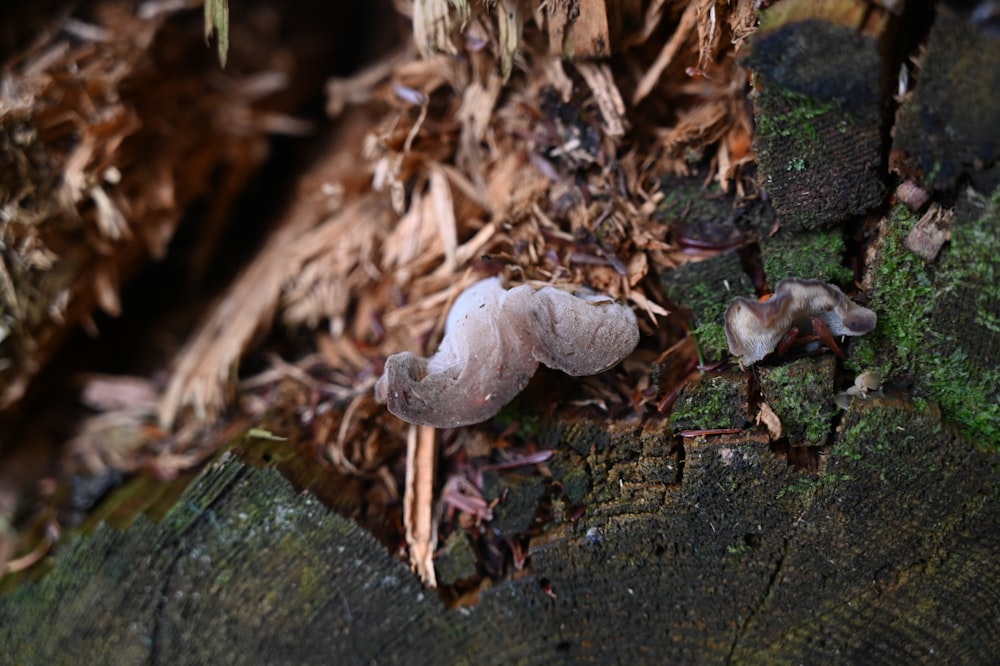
left=841, top=215, right=874, bottom=291
left=673, top=435, right=686, bottom=486
left=739, top=242, right=768, bottom=296
left=148, top=547, right=182, bottom=666
left=769, top=439, right=824, bottom=473
left=728, top=537, right=790, bottom=662
left=879, top=1, right=938, bottom=177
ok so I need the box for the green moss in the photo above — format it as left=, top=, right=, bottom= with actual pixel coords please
left=758, top=358, right=836, bottom=446
left=684, top=281, right=729, bottom=323
left=661, top=255, right=754, bottom=362
left=434, top=530, right=478, bottom=586
left=692, top=322, right=728, bottom=361
left=941, top=193, right=1000, bottom=329
left=549, top=456, right=591, bottom=506
left=754, top=86, right=835, bottom=196
left=854, top=192, right=1000, bottom=447
left=655, top=179, right=726, bottom=224
left=751, top=68, right=885, bottom=230
left=493, top=396, right=543, bottom=439
left=755, top=87, right=834, bottom=146
left=482, top=472, right=546, bottom=537
left=922, top=350, right=1000, bottom=445
left=670, top=373, right=748, bottom=431
left=834, top=399, right=944, bottom=468
left=775, top=472, right=853, bottom=501
left=761, top=230, right=853, bottom=285
left=851, top=205, right=936, bottom=379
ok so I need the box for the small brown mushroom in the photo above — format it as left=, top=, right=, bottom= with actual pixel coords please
left=724, top=278, right=877, bottom=367
left=375, top=277, right=639, bottom=428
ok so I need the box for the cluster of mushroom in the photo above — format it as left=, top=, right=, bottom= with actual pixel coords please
left=374, top=276, right=877, bottom=428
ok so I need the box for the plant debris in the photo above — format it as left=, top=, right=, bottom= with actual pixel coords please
left=2, top=0, right=765, bottom=588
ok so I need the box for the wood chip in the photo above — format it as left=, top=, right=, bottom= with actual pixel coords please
left=904, top=203, right=952, bottom=262
left=575, top=61, right=627, bottom=138
left=633, top=1, right=699, bottom=104
left=404, top=424, right=438, bottom=587
left=757, top=401, right=783, bottom=440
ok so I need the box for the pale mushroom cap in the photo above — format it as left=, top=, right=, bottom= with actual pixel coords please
left=505, top=284, right=640, bottom=376
left=724, top=278, right=877, bottom=366
left=375, top=277, right=640, bottom=428
left=724, top=298, right=785, bottom=366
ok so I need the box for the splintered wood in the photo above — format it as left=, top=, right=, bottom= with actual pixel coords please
left=2, top=0, right=763, bottom=585
left=405, top=425, right=439, bottom=587
left=0, top=2, right=313, bottom=412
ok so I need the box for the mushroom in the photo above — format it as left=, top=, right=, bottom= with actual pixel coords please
left=835, top=369, right=884, bottom=409
left=724, top=278, right=877, bottom=367
left=374, top=277, right=640, bottom=428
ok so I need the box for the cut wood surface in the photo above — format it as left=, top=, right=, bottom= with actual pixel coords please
left=744, top=0, right=890, bottom=229
left=2, top=396, right=998, bottom=663
left=3, top=1, right=1000, bottom=663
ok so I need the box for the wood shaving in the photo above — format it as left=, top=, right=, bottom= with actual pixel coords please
left=405, top=424, right=439, bottom=586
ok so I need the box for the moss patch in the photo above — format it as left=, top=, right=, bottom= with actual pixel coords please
left=761, top=229, right=853, bottom=285
left=852, top=205, right=936, bottom=375
left=482, top=471, right=547, bottom=537
left=656, top=172, right=776, bottom=246
left=855, top=188, right=1000, bottom=447
left=751, top=76, right=884, bottom=229
left=669, top=372, right=749, bottom=432
left=758, top=356, right=837, bottom=446
left=832, top=397, right=946, bottom=477
left=755, top=86, right=834, bottom=150
left=661, top=251, right=755, bottom=362
left=434, top=530, right=478, bottom=586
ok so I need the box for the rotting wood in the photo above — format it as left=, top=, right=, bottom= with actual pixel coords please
left=0, top=4, right=331, bottom=415
left=3, top=1, right=1000, bottom=662
left=744, top=0, right=892, bottom=229
left=891, top=3, right=1000, bottom=191
left=2, top=396, right=998, bottom=663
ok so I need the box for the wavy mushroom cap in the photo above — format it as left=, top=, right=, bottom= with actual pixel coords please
left=504, top=284, right=640, bottom=376
left=724, top=278, right=877, bottom=367
left=375, top=277, right=639, bottom=428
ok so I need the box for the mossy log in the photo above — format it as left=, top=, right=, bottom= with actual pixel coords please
left=3, top=1, right=1000, bottom=663
left=745, top=0, right=891, bottom=229
left=2, top=396, right=999, bottom=663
